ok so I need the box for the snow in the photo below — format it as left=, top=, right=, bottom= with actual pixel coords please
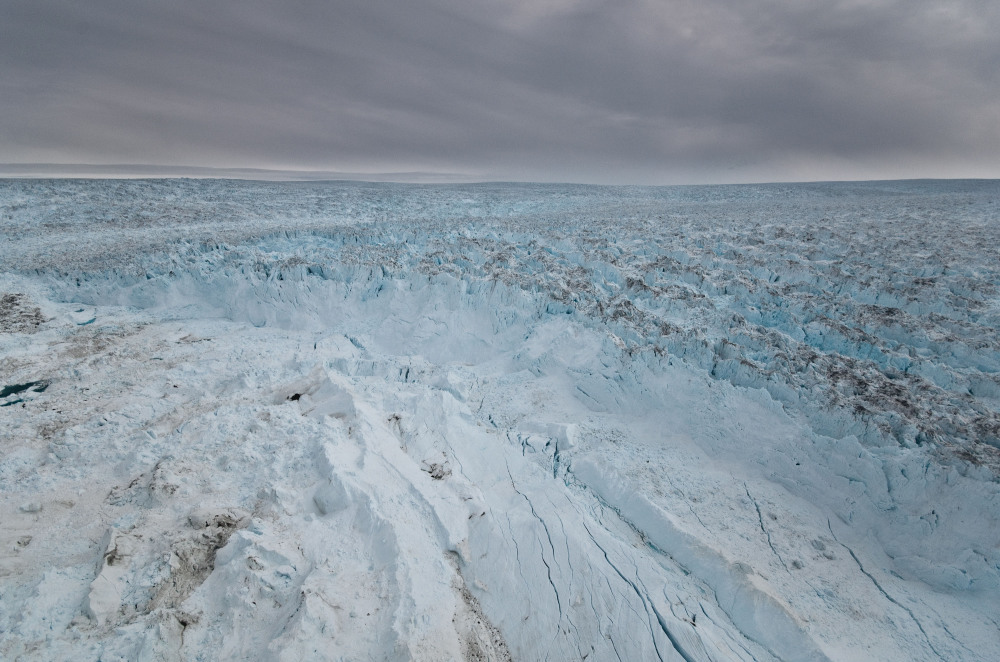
left=1, top=178, right=999, bottom=661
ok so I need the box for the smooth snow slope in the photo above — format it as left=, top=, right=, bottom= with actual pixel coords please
left=1, top=179, right=998, bottom=661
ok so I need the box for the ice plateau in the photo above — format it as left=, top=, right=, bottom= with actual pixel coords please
left=1, top=178, right=998, bottom=661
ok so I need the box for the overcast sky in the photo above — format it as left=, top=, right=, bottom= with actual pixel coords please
left=2, top=0, right=998, bottom=184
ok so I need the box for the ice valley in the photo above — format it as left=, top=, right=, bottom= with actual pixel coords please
left=1, top=179, right=999, bottom=661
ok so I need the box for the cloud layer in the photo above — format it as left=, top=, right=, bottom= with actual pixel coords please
left=3, top=0, right=998, bottom=183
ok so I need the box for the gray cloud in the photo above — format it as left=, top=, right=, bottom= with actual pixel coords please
left=2, top=0, right=998, bottom=183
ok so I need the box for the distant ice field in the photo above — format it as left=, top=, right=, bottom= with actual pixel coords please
left=2, top=179, right=998, bottom=661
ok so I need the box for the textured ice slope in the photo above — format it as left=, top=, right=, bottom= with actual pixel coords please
left=1, top=179, right=999, bottom=661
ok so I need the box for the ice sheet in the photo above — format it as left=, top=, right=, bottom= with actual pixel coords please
left=2, top=179, right=998, bottom=661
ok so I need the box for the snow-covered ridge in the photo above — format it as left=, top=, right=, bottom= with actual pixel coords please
left=2, top=179, right=999, bottom=660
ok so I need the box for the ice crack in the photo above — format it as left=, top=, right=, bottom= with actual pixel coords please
left=505, top=462, right=564, bottom=634
left=582, top=522, right=696, bottom=662
left=745, top=483, right=790, bottom=573
left=827, top=519, right=944, bottom=660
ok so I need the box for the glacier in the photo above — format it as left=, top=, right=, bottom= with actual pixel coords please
left=1, top=178, right=998, bottom=661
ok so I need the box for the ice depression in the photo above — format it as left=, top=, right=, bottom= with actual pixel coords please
left=1, top=179, right=998, bottom=661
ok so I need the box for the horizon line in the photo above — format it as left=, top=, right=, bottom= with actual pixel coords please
left=0, top=162, right=997, bottom=188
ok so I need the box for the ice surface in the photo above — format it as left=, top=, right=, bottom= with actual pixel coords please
left=1, top=179, right=999, bottom=660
